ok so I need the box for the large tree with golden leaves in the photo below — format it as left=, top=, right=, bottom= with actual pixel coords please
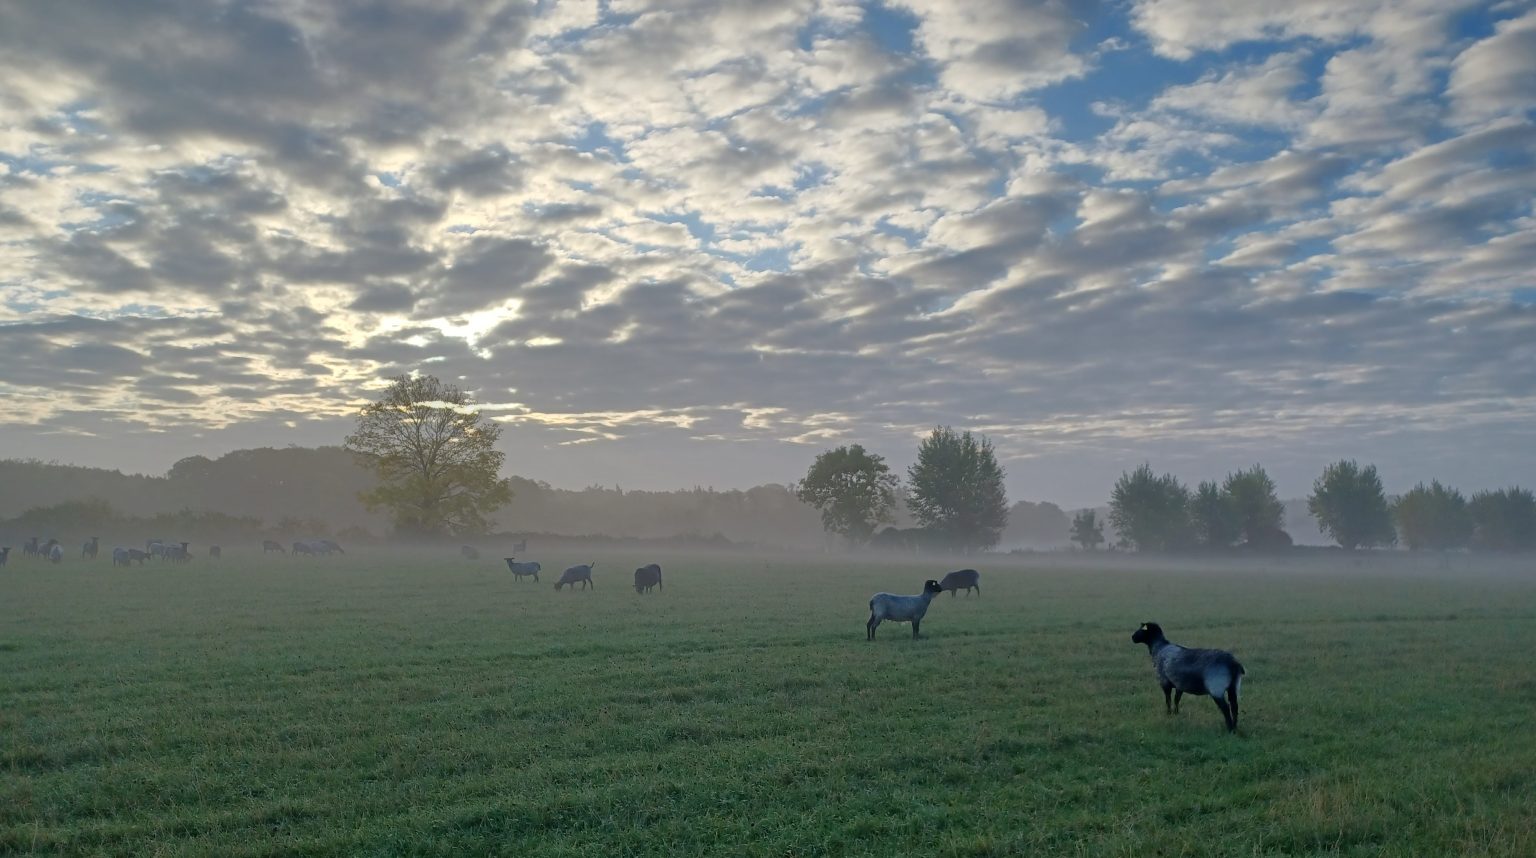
left=345, top=375, right=512, bottom=537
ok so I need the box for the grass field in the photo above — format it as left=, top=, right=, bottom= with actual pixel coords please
left=3, top=549, right=1535, bottom=856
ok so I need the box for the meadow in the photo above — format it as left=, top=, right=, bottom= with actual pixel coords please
left=3, top=548, right=1535, bottom=856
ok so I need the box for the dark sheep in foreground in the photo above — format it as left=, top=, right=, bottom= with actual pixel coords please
left=939, top=568, right=980, bottom=597
left=461, top=545, right=480, bottom=560
left=504, top=558, right=541, bottom=582
left=555, top=562, right=595, bottom=591
left=1131, top=621, right=1246, bottom=733
left=867, top=580, right=944, bottom=640
left=634, top=563, right=663, bottom=593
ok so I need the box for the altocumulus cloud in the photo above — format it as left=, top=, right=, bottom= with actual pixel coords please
left=0, top=0, right=1533, bottom=505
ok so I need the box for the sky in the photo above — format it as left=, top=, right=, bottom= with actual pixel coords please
left=1, top=0, right=1534, bottom=509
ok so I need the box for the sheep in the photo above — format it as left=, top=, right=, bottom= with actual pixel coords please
left=48, top=542, right=64, bottom=564
left=112, top=547, right=130, bottom=567
left=163, top=542, right=192, bottom=564
left=0, top=546, right=9, bottom=567
left=147, top=540, right=166, bottom=561
left=209, top=545, right=221, bottom=559
left=22, top=537, right=39, bottom=558
left=126, top=549, right=148, bottom=565
left=82, top=536, right=99, bottom=560
left=262, top=539, right=286, bottom=554
left=292, top=541, right=316, bottom=556
left=555, top=562, right=595, bottom=591
left=504, top=558, right=541, bottom=582
left=316, top=539, right=345, bottom=555
left=634, top=563, right=663, bottom=593
left=461, top=545, right=480, bottom=560
left=867, top=579, right=944, bottom=641
left=939, top=568, right=980, bottom=597
left=1130, top=621, right=1246, bottom=733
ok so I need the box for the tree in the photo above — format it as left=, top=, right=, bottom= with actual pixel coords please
left=794, top=444, right=899, bottom=545
left=344, top=375, right=513, bottom=537
left=906, top=426, right=1009, bottom=553
left=1004, top=500, right=1071, bottom=546
left=1109, top=464, right=1192, bottom=552
left=1224, top=464, right=1287, bottom=547
left=1307, top=460, right=1395, bottom=550
left=1070, top=509, right=1105, bottom=551
left=1469, top=487, right=1536, bottom=551
left=1191, top=480, right=1238, bottom=548
left=1393, top=480, right=1472, bottom=551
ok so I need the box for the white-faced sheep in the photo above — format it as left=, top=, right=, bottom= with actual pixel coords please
left=634, top=563, right=662, bottom=593
left=47, top=542, right=64, bottom=563
left=867, top=579, right=944, bottom=640
left=1131, top=621, right=1246, bottom=733
left=555, top=562, right=595, bottom=591
left=505, top=558, right=541, bottom=582
left=939, top=568, right=980, bottom=597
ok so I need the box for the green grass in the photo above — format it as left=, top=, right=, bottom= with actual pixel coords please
left=3, top=550, right=1535, bottom=856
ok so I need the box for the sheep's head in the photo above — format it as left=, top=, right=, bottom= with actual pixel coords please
left=1131, top=621, right=1163, bottom=644
left=923, top=579, right=942, bottom=594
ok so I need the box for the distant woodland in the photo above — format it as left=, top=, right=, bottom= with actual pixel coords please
left=0, top=446, right=1336, bottom=550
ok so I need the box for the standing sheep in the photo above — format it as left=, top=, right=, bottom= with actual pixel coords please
left=48, top=542, right=64, bottom=564
left=1130, top=622, right=1246, bottom=733
left=505, top=558, right=541, bottom=582
left=938, top=568, right=980, bottom=597
left=22, top=537, right=39, bottom=559
left=0, top=546, right=9, bottom=567
left=555, top=563, right=595, bottom=591
left=262, top=540, right=286, bottom=554
left=112, top=547, right=130, bottom=567
left=82, top=537, right=99, bottom=560
left=867, top=580, right=944, bottom=640
left=633, top=563, right=663, bottom=593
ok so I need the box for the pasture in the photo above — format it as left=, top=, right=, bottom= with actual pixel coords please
left=3, top=550, right=1535, bottom=856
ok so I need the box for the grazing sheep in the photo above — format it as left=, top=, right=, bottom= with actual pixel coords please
left=262, top=539, right=286, bottom=554
left=867, top=580, right=944, bottom=641
left=163, top=542, right=192, bottom=564
left=316, top=539, right=344, bottom=555
left=633, top=563, right=663, bottom=593
left=48, top=542, right=64, bottom=564
left=112, top=547, right=129, bottom=566
left=461, top=545, right=480, bottom=560
left=939, top=568, right=980, bottom=597
left=555, top=562, right=595, bottom=591
left=292, top=541, right=316, bottom=556
left=209, top=545, right=221, bottom=559
left=82, top=536, right=99, bottom=560
left=0, top=546, right=9, bottom=567
left=126, top=549, right=148, bottom=565
left=147, top=540, right=167, bottom=561
left=1131, top=622, right=1246, bottom=733
left=504, top=558, right=541, bottom=582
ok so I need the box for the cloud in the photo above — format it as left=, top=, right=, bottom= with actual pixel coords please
left=0, top=0, right=1533, bottom=504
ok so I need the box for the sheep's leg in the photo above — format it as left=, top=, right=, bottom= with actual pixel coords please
left=1225, top=686, right=1240, bottom=729
left=1173, top=689, right=1183, bottom=713
left=950, top=588, right=956, bottom=598
left=867, top=615, right=879, bottom=641
left=1212, top=695, right=1235, bottom=732
left=1162, top=684, right=1174, bottom=713
left=911, top=619, right=921, bottom=639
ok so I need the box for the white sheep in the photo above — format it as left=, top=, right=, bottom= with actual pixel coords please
left=867, top=579, right=944, bottom=640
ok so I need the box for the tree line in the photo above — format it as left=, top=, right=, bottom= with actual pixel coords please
left=1092, top=460, right=1534, bottom=553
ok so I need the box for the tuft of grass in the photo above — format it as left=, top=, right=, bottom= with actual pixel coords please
left=2, top=549, right=1534, bottom=856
